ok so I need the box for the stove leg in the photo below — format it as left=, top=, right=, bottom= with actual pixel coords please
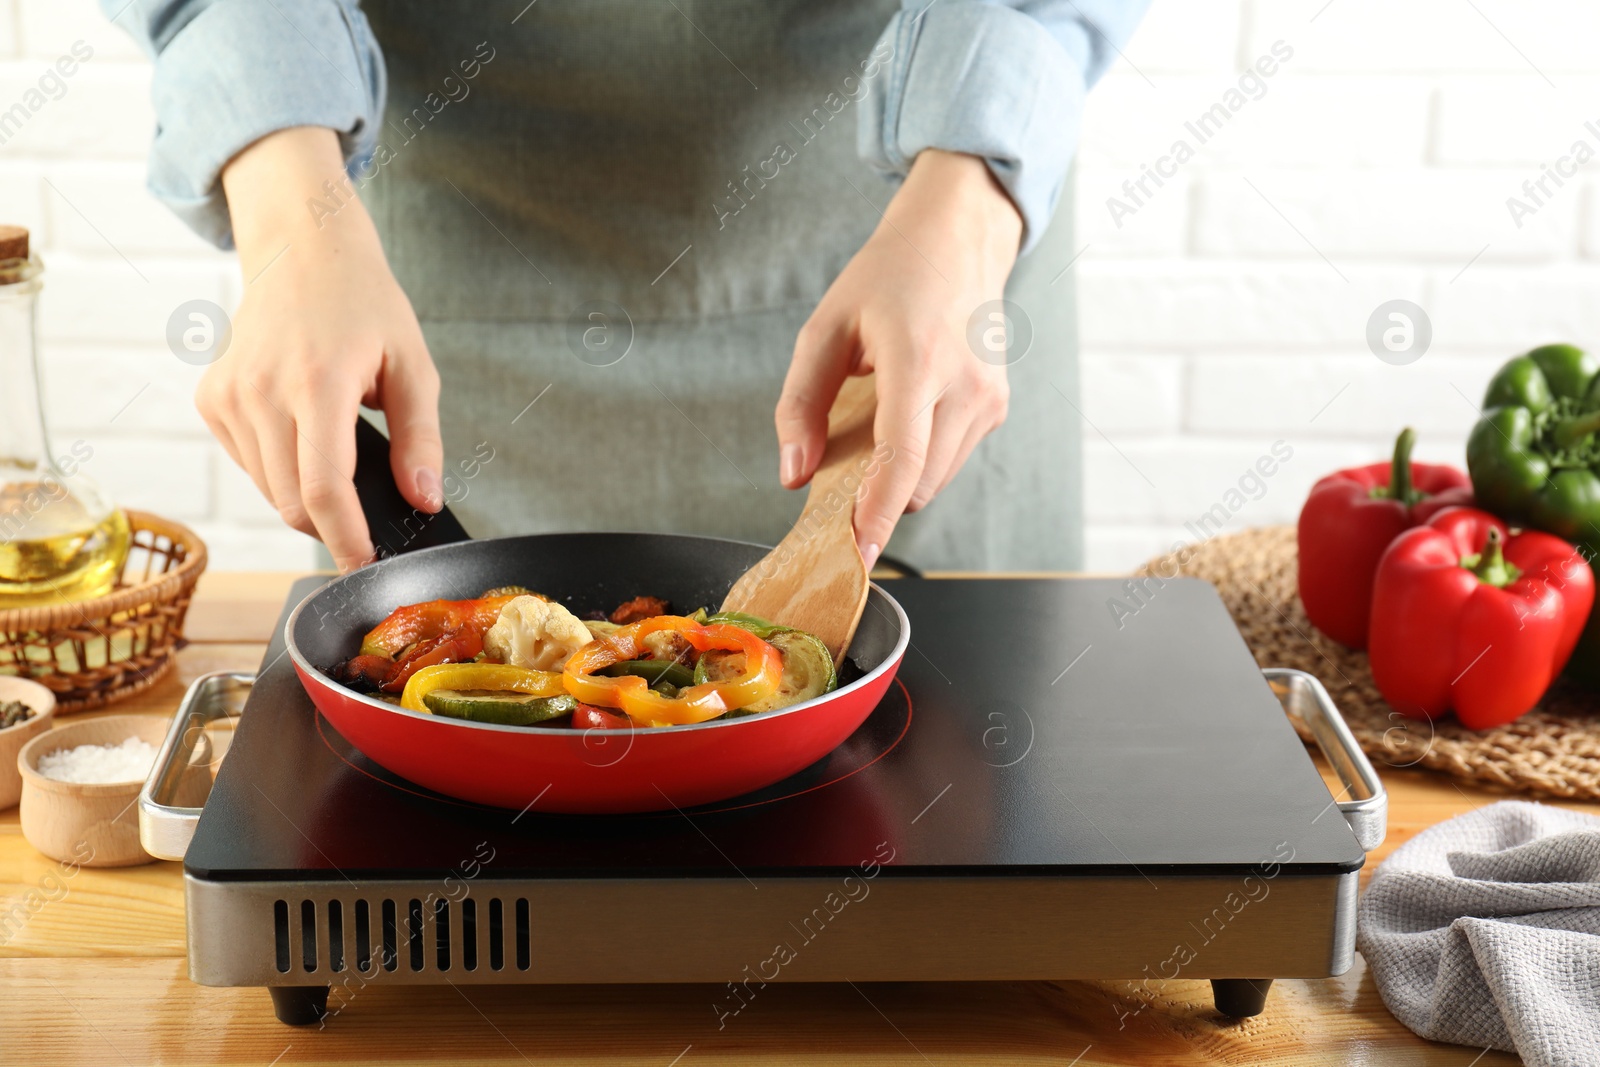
left=269, top=985, right=330, bottom=1026
left=1210, top=978, right=1273, bottom=1018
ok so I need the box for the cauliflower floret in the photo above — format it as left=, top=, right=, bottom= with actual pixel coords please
left=483, top=595, right=593, bottom=671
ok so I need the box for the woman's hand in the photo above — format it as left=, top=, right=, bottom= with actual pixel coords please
left=199, top=127, right=442, bottom=572
left=776, top=149, right=1023, bottom=569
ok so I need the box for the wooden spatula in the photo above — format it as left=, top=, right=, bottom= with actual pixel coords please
left=721, top=374, right=879, bottom=664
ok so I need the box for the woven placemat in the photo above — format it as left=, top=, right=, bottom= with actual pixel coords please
left=1138, top=526, right=1600, bottom=801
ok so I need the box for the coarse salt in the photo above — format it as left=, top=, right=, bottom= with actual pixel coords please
left=36, top=737, right=156, bottom=784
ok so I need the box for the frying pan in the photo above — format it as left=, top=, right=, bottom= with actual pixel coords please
left=284, top=420, right=910, bottom=814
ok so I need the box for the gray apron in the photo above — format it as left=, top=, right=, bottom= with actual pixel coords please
left=361, top=0, right=1082, bottom=571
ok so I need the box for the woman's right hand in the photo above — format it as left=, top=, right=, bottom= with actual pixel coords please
left=200, top=127, right=443, bottom=572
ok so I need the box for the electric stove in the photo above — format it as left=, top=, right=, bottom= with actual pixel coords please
left=142, top=574, right=1384, bottom=1026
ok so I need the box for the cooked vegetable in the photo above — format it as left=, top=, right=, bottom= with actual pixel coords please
left=611, top=595, right=670, bottom=624
left=483, top=595, right=594, bottom=671
left=383, top=629, right=486, bottom=693
left=602, top=659, right=695, bottom=689
left=1368, top=508, right=1594, bottom=729
left=360, top=595, right=519, bottom=658
left=700, top=610, right=790, bottom=640
left=1466, top=343, right=1600, bottom=685
left=695, top=629, right=836, bottom=714
left=401, top=662, right=565, bottom=714
left=423, top=690, right=576, bottom=725
left=333, top=590, right=832, bottom=732
left=331, top=653, right=400, bottom=692
left=573, top=703, right=632, bottom=730
left=564, top=616, right=782, bottom=726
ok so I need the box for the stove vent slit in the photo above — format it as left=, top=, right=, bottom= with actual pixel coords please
left=407, top=899, right=424, bottom=972
left=462, top=899, right=478, bottom=971
left=435, top=898, right=451, bottom=971
left=327, top=899, right=345, bottom=973
left=354, top=898, right=372, bottom=973
left=273, top=900, right=290, bottom=974
left=300, top=900, right=317, bottom=973
left=515, top=898, right=531, bottom=971
left=489, top=899, right=505, bottom=971
left=382, top=899, right=398, bottom=972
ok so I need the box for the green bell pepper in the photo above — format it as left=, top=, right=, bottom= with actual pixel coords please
left=1466, top=343, right=1600, bottom=684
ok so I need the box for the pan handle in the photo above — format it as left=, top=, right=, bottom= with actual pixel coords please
left=1263, top=668, right=1387, bottom=854
left=353, top=415, right=472, bottom=556
left=138, top=670, right=254, bottom=862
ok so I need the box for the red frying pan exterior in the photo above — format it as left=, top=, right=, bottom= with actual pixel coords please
left=284, top=532, right=909, bottom=814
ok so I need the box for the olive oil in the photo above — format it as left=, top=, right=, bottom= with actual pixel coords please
left=0, top=486, right=130, bottom=605
left=0, top=226, right=133, bottom=609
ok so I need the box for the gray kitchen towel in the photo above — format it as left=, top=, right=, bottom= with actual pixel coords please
left=1356, top=800, right=1600, bottom=1067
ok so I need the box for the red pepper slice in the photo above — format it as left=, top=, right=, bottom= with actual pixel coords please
left=381, top=629, right=487, bottom=693
left=1298, top=428, right=1473, bottom=650
left=1368, top=506, right=1594, bottom=729
left=360, top=595, right=520, bottom=658
left=563, top=616, right=782, bottom=726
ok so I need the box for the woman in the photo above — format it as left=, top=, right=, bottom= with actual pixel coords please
left=109, top=0, right=1146, bottom=572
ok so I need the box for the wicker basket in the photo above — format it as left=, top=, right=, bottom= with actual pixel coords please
left=0, top=511, right=207, bottom=712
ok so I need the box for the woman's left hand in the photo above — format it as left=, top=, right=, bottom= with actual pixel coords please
left=776, top=149, right=1023, bottom=569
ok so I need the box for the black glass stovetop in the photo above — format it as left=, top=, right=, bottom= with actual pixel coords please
left=185, top=576, right=1365, bottom=882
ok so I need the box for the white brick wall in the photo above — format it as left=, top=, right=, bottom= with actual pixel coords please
left=2, top=0, right=1595, bottom=573
left=1074, top=0, right=1600, bottom=570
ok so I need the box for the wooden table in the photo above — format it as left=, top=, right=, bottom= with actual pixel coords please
left=2, top=572, right=1589, bottom=1066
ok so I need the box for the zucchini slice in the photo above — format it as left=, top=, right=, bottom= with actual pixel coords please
left=694, top=630, right=836, bottom=715
left=422, top=689, right=577, bottom=726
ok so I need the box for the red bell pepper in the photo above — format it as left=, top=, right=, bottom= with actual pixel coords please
left=1368, top=507, right=1594, bottom=729
left=1298, top=428, right=1473, bottom=649
left=359, top=595, right=520, bottom=658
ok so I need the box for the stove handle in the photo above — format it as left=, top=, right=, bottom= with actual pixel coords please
left=1263, top=668, right=1387, bottom=853
left=138, top=670, right=256, bottom=862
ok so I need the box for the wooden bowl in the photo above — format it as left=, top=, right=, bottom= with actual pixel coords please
left=18, top=713, right=210, bottom=868
left=0, top=677, right=55, bottom=809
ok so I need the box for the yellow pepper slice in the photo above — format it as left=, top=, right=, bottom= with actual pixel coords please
left=400, top=662, right=565, bottom=713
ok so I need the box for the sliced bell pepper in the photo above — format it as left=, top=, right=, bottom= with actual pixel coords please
left=382, top=628, right=485, bottom=693
left=1466, top=343, right=1600, bottom=685
left=360, top=595, right=521, bottom=658
left=1297, top=427, right=1473, bottom=649
left=401, top=662, right=566, bottom=714
left=563, top=616, right=782, bottom=726
left=1367, top=507, right=1594, bottom=729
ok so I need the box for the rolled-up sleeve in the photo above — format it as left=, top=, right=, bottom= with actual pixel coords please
left=860, top=0, right=1150, bottom=254
left=103, top=0, right=385, bottom=248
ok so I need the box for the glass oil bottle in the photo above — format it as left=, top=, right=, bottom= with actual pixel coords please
left=0, top=225, right=130, bottom=606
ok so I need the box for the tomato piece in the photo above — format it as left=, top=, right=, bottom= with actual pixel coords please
left=572, top=703, right=633, bottom=730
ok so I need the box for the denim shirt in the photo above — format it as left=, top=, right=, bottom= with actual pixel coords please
left=103, top=0, right=1148, bottom=255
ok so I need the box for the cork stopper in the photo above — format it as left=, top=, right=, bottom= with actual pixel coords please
left=0, top=225, right=27, bottom=262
